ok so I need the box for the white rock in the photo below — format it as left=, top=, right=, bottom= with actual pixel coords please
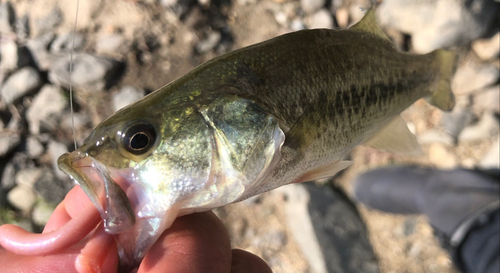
left=7, top=184, right=36, bottom=212
left=0, top=131, right=20, bottom=157
left=0, top=1, right=16, bottom=34
left=32, top=201, right=55, bottom=226
left=472, top=32, right=500, bottom=61
left=301, top=0, right=325, bottom=14
left=0, top=67, right=42, bottom=104
left=26, top=136, right=44, bottom=158
left=479, top=137, right=499, bottom=169
left=335, top=7, right=349, bottom=28
left=96, top=34, right=125, bottom=54
left=48, top=141, right=68, bottom=180
left=473, top=85, right=500, bottom=113
left=428, top=143, right=457, bottom=169
left=459, top=112, right=499, bottom=142
left=452, top=60, right=499, bottom=95
left=15, top=168, right=42, bottom=187
left=26, top=85, right=67, bottom=135
left=112, top=85, right=145, bottom=112
left=418, top=129, right=454, bottom=146
left=309, top=9, right=334, bottom=29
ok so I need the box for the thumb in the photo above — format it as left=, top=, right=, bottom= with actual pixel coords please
left=353, top=166, right=433, bottom=214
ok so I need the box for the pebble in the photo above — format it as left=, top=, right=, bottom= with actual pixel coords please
left=377, top=0, right=499, bottom=53
left=15, top=168, right=42, bottom=187
left=458, top=111, right=499, bottom=142
left=32, top=199, right=55, bottom=226
left=1, top=153, right=29, bottom=192
left=50, top=32, right=86, bottom=53
left=418, top=129, right=454, bottom=146
left=0, top=1, right=16, bottom=34
left=479, top=137, right=499, bottom=169
left=26, top=32, right=56, bottom=70
left=112, top=85, right=145, bottom=112
left=26, top=136, right=44, bottom=158
left=0, top=131, right=20, bottom=157
left=195, top=31, right=221, bottom=54
left=452, top=60, right=499, bottom=95
left=335, top=7, right=349, bottom=28
left=0, top=66, right=42, bottom=104
left=15, top=14, right=29, bottom=41
left=48, top=141, right=69, bottom=181
left=428, top=143, right=457, bottom=169
left=7, top=184, right=36, bottom=212
left=440, top=107, right=475, bottom=139
left=34, top=169, right=72, bottom=205
left=301, top=0, right=325, bottom=14
left=34, top=6, right=63, bottom=35
left=308, top=9, right=334, bottom=29
left=26, top=85, right=67, bottom=135
left=289, top=18, right=306, bottom=31
left=0, top=40, right=32, bottom=72
left=96, top=34, right=125, bottom=55
left=472, top=32, right=500, bottom=61
left=473, top=85, right=500, bottom=113
left=49, top=53, right=125, bottom=90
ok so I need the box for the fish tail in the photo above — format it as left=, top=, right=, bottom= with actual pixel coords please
left=427, top=49, right=457, bottom=111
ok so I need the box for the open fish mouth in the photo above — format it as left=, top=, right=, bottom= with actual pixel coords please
left=58, top=151, right=137, bottom=234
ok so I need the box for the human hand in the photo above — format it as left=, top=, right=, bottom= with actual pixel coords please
left=0, top=186, right=272, bottom=273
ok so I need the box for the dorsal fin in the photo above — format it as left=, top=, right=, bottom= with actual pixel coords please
left=350, top=8, right=389, bottom=40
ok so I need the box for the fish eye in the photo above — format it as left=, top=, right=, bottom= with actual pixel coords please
left=122, top=122, right=157, bottom=155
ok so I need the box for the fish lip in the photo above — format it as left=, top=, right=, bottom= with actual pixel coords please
left=58, top=151, right=136, bottom=234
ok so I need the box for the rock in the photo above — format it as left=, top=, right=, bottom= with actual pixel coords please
left=290, top=18, right=306, bottom=31
left=440, top=107, right=475, bottom=139
left=26, top=136, right=44, bottom=158
left=452, top=60, right=499, bottom=95
left=473, top=85, right=500, bottom=113
left=112, top=85, right=145, bottom=112
left=26, top=32, right=56, bottom=70
left=418, top=129, right=455, bottom=146
left=15, top=168, right=42, bottom=187
left=0, top=40, right=33, bottom=72
left=50, top=32, right=86, bottom=53
left=0, top=1, right=16, bottom=34
left=479, top=137, right=499, bottom=169
left=60, top=111, right=90, bottom=133
left=472, top=32, right=500, bottom=61
left=195, top=31, right=221, bottom=54
left=26, top=85, right=67, bottom=135
left=49, top=53, right=125, bottom=90
left=32, top=199, right=55, bottom=226
left=0, top=131, right=20, bottom=157
left=48, top=141, right=68, bottom=181
left=459, top=111, right=499, bottom=142
left=34, top=168, right=72, bottom=205
left=377, top=0, right=500, bottom=53
left=7, top=184, right=36, bottom=212
left=428, top=143, right=457, bottom=169
left=0, top=67, right=42, bottom=104
left=301, top=0, right=325, bottom=14
left=34, top=7, right=63, bottom=35
left=1, top=152, right=30, bottom=192
left=335, top=7, right=349, bottom=28
left=96, top=34, right=125, bottom=54
left=15, top=14, right=30, bottom=41
left=308, top=9, right=334, bottom=29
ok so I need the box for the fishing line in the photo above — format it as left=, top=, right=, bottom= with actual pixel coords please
left=69, top=0, right=80, bottom=151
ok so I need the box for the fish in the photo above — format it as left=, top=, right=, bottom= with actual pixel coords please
left=1, top=8, right=457, bottom=271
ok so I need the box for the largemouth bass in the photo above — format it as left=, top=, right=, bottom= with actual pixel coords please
left=47, top=9, right=455, bottom=270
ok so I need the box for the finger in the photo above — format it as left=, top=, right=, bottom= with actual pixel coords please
left=44, top=200, right=72, bottom=233
left=231, top=249, right=272, bottom=273
left=76, top=223, right=118, bottom=273
left=138, top=211, right=232, bottom=273
left=353, top=166, right=431, bottom=214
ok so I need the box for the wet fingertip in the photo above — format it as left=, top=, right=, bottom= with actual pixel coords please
left=231, top=249, right=272, bottom=273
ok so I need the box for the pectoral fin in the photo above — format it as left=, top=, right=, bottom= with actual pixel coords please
left=294, top=160, right=352, bottom=183
left=363, top=116, right=423, bottom=156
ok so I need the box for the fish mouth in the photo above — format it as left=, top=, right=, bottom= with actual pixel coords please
left=58, top=151, right=136, bottom=234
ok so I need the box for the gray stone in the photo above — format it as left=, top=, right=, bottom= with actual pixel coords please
left=0, top=1, right=16, bottom=34
left=452, top=60, right=499, bottom=95
left=459, top=111, right=499, bottom=142
left=1, top=152, right=30, bottom=192
left=308, top=9, right=334, bottom=29
left=50, top=32, right=86, bottom=53
left=15, top=14, right=30, bottom=41
left=440, top=107, right=476, bottom=139
left=34, top=168, right=72, bottom=205
left=26, top=85, right=67, bottom=135
left=0, top=67, right=42, bottom=104
left=195, top=31, right=221, bottom=54
left=472, top=32, right=500, bottom=61
left=96, top=34, right=125, bottom=54
left=377, top=0, right=500, bottom=53
left=49, top=53, right=124, bottom=90
left=15, top=168, right=42, bottom=187
left=48, top=141, right=68, bottom=181
left=7, top=184, right=36, bottom=212
left=26, top=136, right=44, bottom=158
left=112, top=85, right=145, bottom=112
left=35, top=7, right=63, bottom=35
left=301, top=0, right=325, bottom=14
left=0, top=131, right=20, bottom=157
left=26, top=32, right=56, bottom=70
left=473, top=85, right=500, bottom=113
left=32, top=199, right=55, bottom=226
left=479, top=137, right=499, bottom=169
